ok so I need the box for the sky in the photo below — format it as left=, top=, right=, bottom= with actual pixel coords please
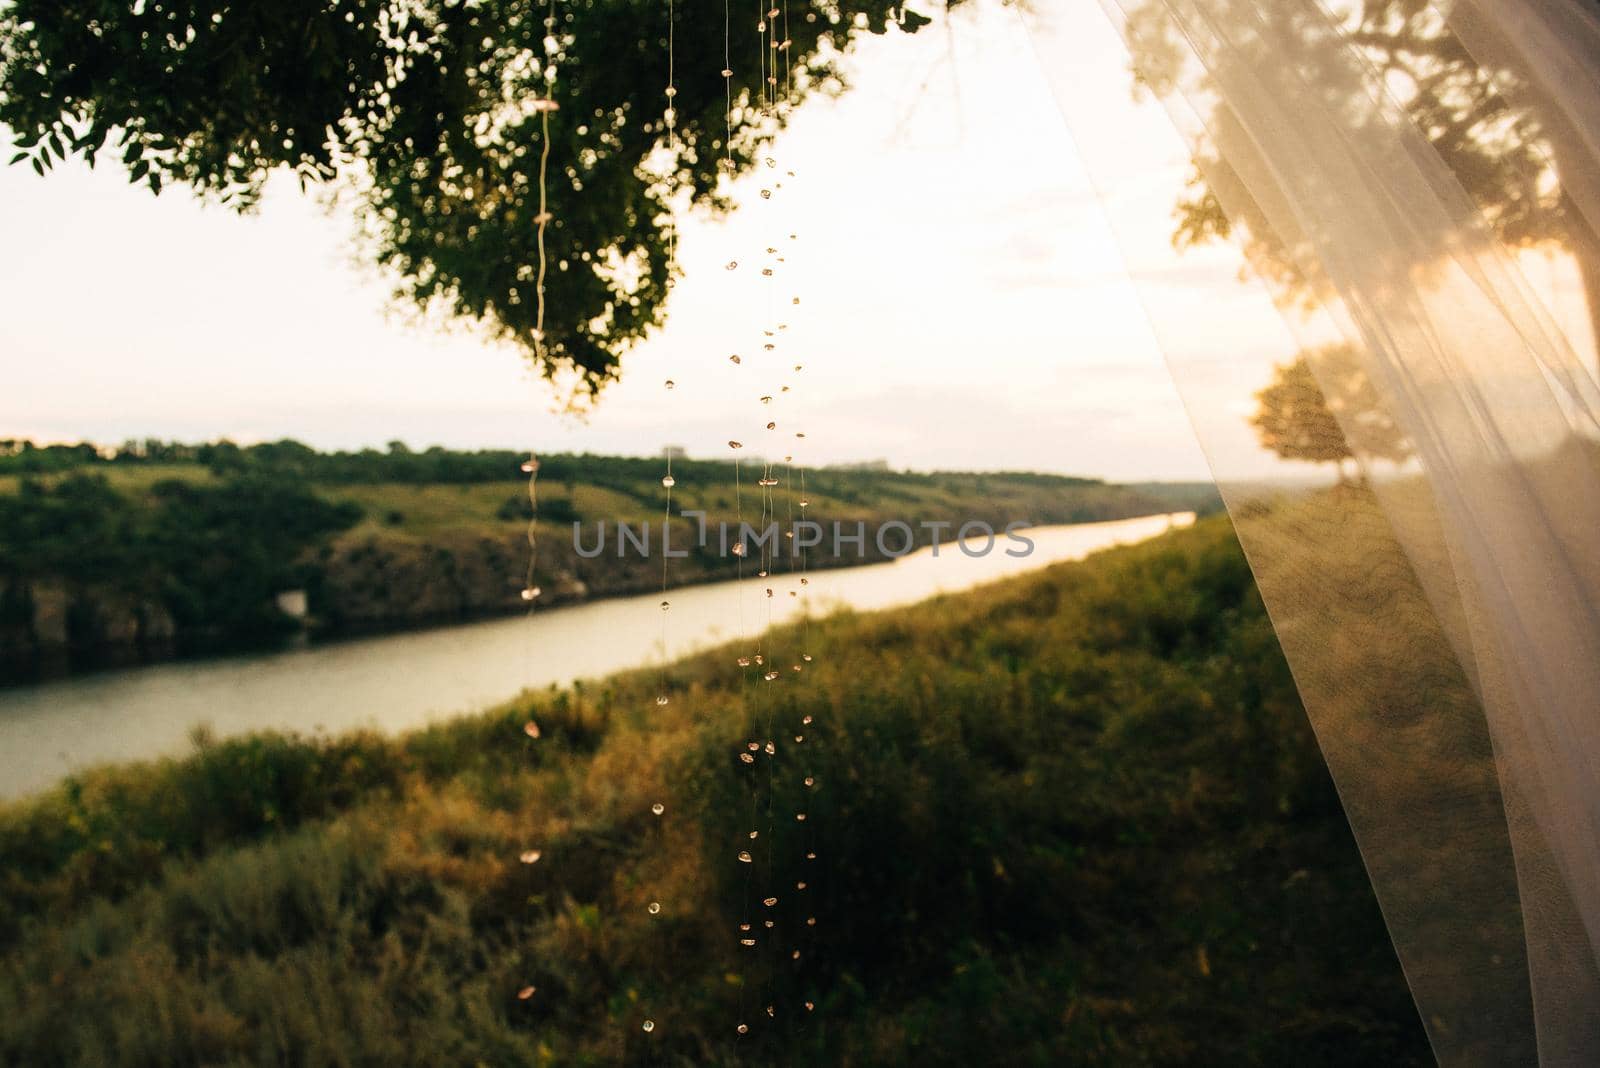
left=1, top=3, right=1593, bottom=483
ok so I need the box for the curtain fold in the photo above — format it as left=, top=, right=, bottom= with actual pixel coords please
left=1021, top=1, right=1600, bottom=1062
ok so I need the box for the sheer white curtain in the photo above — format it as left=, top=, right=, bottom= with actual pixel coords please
left=1022, top=1, right=1600, bottom=1063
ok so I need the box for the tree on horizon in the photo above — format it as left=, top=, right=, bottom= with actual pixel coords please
left=1251, top=344, right=1411, bottom=484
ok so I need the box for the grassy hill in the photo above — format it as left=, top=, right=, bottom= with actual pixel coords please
left=0, top=440, right=1209, bottom=680
left=0, top=513, right=1424, bottom=1065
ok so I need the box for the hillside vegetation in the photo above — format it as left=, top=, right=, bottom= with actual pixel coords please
left=0, top=514, right=1424, bottom=1065
left=0, top=439, right=1208, bottom=681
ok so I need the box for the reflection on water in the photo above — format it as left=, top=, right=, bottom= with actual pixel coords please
left=0, top=513, right=1191, bottom=800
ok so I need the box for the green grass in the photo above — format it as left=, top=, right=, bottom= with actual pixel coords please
left=0, top=515, right=1425, bottom=1066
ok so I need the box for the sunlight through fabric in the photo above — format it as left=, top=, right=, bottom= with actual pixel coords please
left=1022, top=1, right=1600, bottom=1062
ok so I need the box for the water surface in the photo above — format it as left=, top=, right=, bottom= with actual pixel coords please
left=0, top=512, right=1192, bottom=799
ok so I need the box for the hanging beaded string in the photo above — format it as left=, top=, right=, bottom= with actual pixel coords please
left=658, top=0, right=681, bottom=686
left=520, top=454, right=542, bottom=606
left=721, top=0, right=751, bottom=1036
left=775, top=0, right=818, bottom=1026
left=756, top=0, right=795, bottom=1030
left=758, top=438, right=780, bottom=1031
left=515, top=0, right=562, bottom=1010
left=531, top=0, right=560, bottom=361
left=725, top=0, right=823, bottom=1033
left=721, top=0, right=734, bottom=171
left=640, top=0, right=683, bottom=1045
left=751, top=0, right=773, bottom=1031
left=520, top=0, right=563, bottom=612
left=654, top=0, right=681, bottom=713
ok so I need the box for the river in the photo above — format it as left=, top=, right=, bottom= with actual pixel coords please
left=0, top=512, right=1193, bottom=800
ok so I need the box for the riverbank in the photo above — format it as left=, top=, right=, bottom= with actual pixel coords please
left=0, top=443, right=1219, bottom=682
left=0, top=512, right=1425, bottom=1065
left=0, top=514, right=1192, bottom=801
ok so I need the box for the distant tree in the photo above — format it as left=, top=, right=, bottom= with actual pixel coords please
left=143, top=475, right=362, bottom=635
left=0, top=0, right=932, bottom=398
left=1251, top=344, right=1411, bottom=483
left=0, top=474, right=135, bottom=591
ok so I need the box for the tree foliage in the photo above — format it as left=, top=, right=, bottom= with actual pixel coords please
left=1125, top=1, right=1600, bottom=324
left=1251, top=344, right=1411, bottom=478
left=0, top=0, right=931, bottom=395
left=0, top=472, right=360, bottom=650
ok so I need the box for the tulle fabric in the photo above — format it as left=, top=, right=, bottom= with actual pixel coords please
left=1021, top=1, right=1600, bottom=1063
